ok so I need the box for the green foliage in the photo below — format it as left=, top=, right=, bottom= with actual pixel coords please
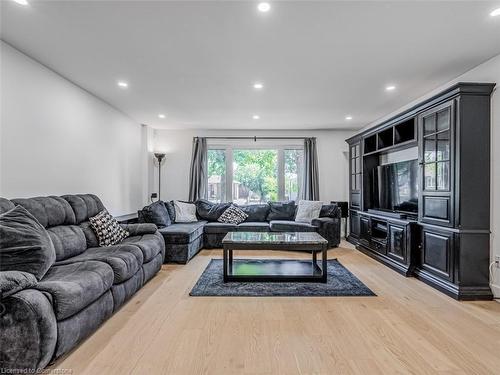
left=234, top=150, right=277, bottom=202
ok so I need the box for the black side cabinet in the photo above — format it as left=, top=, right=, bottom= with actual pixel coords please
left=346, top=82, right=495, bottom=300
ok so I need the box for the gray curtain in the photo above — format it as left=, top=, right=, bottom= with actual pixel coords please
left=302, top=137, right=320, bottom=200
left=188, top=137, right=207, bottom=201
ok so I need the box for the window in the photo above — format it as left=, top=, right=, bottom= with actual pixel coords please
left=207, top=146, right=303, bottom=204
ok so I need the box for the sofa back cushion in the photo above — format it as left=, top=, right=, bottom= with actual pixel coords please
left=266, top=201, right=296, bottom=221
left=138, top=201, right=171, bottom=228
left=12, top=196, right=89, bottom=261
left=0, top=206, right=56, bottom=280
left=0, top=197, right=15, bottom=215
left=62, top=194, right=105, bottom=224
left=195, top=199, right=231, bottom=221
left=238, top=204, right=270, bottom=222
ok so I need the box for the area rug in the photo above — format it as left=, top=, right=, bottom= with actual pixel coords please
left=189, top=259, right=375, bottom=297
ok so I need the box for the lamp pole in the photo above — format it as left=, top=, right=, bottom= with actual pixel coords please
left=154, top=153, right=166, bottom=201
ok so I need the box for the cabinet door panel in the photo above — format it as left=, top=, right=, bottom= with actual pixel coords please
left=420, top=228, right=453, bottom=281
left=359, top=217, right=370, bottom=246
left=349, top=211, right=360, bottom=238
left=388, top=224, right=406, bottom=262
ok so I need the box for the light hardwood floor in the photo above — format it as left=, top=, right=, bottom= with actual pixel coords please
left=51, top=241, right=500, bottom=375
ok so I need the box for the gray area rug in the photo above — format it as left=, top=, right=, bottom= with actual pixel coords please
left=190, top=259, right=375, bottom=297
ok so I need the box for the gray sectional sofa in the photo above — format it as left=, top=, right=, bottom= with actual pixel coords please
left=139, top=199, right=341, bottom=264
left=0, top=194, right=165, bottom=371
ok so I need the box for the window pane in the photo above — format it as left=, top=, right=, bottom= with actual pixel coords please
left=424, top=163, right=436, bottom=190
left=424, top=138, right=436, bottom=162
left=284, top=149, right=303, bottom=201
left=437, top=131, right=450, bottom=161
left=437, top=108, right=450, bottom=132
left=423, top=114, right=436, bottom=136
left=207, top=149, right=226, bottom=203
left=233, top=149, right=278, bottom=204
left=437, top=161, right=450, bottom=190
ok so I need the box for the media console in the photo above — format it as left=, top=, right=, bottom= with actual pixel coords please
left=346, top=82, right=495, bottom=300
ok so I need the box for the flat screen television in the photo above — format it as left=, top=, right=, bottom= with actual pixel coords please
left=372, top=159, right=419, bottom=214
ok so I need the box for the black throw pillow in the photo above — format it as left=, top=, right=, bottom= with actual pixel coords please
left=164, top=201, right=176, bottom=223
left=195, top=199, right=231, bottom=221
left=139, top=201, right=171, bottom=228
left=319, top=203, right=339, bottom=218
left=267, top=201, right=296, bottom=221
left=0, top=205, right=56, bottom=281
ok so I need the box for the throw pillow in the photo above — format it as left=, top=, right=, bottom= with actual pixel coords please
left=174, top=201, right=198, bottom=223
left=89, top=210, right=129, bottom=247
left=139, top=201, right=171, bottom=228
left=195, top=199, right=231, bottom=221
left=295, top=200, right=324, bottom=224
left=267, top=201, right=296, bottom=221
left=218, top=205, right=248, bottom=224
left=0, top=205, right=56, bottom=280
left=164, top=200, right=176, bottom=223
left=238, top=204, right=270, bottom=222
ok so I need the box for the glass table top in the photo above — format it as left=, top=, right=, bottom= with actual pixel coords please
left=222, top=231, right=327, bottom=244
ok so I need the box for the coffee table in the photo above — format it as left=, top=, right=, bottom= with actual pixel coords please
left=221, top=232, right=329, bottom=283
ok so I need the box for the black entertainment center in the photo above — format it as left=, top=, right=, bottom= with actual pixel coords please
left=346, top=82, right=495, bottom=300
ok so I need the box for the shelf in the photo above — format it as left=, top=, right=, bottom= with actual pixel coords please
left=364, top=134, right=377, bottom=154
left=377, top=128, right=394, bottom=149
left=394, top=119, right=416, bottom=144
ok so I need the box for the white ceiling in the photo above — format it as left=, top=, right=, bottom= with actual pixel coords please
left=1, top=0, right=500, bottom=130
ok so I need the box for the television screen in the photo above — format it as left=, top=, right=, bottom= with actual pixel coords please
left=373, top=159, right=419, bottom=214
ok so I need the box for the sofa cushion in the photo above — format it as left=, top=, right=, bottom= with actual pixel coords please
left=235, top=222, right=270, bottom=232
left=239, top=204, right=270, bottom=222
left=267, top=201, right=296, bottom=221
left=138, top=201, right=171, bottom=228
left=164, top=201, right=176, bottom=222
left=195, top=199, right=231, bottom=221
left=11, top=196, right=76, bottom=228
left=269, top=220, right=318, bottom=232
left=0, top=197, right=15, bottom=214
left=0, top=206, right=56, bottom=280
left=36, top=260, right=114, bottom=320
left=319, top=203, right=339, bottom=218
left=0, top=271, right=38, bottom=299
left=62, top=194, right=105, bottom=224
left=89, top=210, right=129, bottom=247
left=121, top=233, right=164, bottom=262
left=55, top=244, right=143, bottom=284
left=47, top=225, right=87, bottom=261
left=158, top=221, right=207, bottom=244
left=203, top=222, right=237, bottom=234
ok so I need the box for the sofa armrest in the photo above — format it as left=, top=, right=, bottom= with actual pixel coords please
left=312, top=217, right=341, bottom=248
left=0, top=271, right=38, bottom=299
left=0, top=289, right=57, bottom=371
left=121, top=223, right=158, bottom=236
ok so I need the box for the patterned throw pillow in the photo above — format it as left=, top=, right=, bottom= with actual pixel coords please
left=218, top=205, right=248, bottom=225
left=89, top=210, right=129, bottom=247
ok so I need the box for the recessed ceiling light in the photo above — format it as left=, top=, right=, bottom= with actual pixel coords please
left=385, top=85, right=396, bottom=91
left=12, top=0, right=29, bottom=5
left=253, top=82, right=264, bottom=90
left=117, top=81, right=129, bottom=88
left=345, top=115, right=353, bottom=120
left=257, top=2, right=271, bottom=13
left=158, top=114, right=166, bottom=119
left=253, top=115, right=260, bottom=120
left=490, top=8, right=500, bottom=17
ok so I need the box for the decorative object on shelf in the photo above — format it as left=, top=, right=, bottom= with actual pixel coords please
left=154, top=152, right=166, bottom=200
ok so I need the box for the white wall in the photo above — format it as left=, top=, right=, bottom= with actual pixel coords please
left=151, top=129, right=354, bottom=204
left=361, top=53, right=500, bottom=298
left=0, top=42, right=147, bottom=215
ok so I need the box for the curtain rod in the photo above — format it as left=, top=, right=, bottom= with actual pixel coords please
left=197, top=136, right=313, bottom=140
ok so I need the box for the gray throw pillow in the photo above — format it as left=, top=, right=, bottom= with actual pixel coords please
left=267, top=201, right=296, bottom=221
left=0, top=205, right=56, bottom=280
left=139, top=201, right=171, bottom=228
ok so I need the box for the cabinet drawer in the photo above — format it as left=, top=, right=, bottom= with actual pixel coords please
left=350, top=192, right=361, bottom=208
left=420, top=227, right=454, bottom=281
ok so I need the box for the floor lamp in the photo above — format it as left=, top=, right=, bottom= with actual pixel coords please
left=154, top=153, right=166, bottom=201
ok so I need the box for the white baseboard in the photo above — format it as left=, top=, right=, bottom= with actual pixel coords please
left=491, top=283, right=500, bottom=299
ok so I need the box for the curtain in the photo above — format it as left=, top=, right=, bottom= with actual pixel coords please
left=188, top=137, right=207, bottom=201
left=302, top=137, right=320, bottom=200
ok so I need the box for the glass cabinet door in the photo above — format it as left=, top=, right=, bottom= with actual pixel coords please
left=350, top=143, right=361, bottom=192
left=421, top=106, right=451, bottom=192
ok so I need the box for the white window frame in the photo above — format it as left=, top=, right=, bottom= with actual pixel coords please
left=207, top=143, right=304, bottom=203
